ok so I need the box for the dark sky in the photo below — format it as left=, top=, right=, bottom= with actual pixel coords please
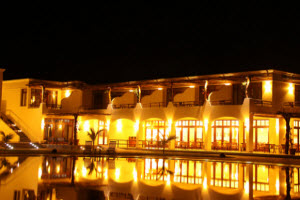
left=1, top=2, right=300, bottom=84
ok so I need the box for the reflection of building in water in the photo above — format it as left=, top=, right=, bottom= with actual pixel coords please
left=13, top=156, right=298, bottom=200
left=0, top=157, right=41, bottom=200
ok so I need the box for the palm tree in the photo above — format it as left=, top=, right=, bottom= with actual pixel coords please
left=161, top=135, right=177, bottom=155
left=0, top=131, right=14, bottom=144
left=87, top=128, right=104, bottom=151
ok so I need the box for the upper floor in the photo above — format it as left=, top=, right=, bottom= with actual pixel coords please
left=2, top=69, right=300, bottom=116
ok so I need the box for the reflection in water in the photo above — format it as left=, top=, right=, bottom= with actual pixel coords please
left=1, top=156, right=300, bottom=199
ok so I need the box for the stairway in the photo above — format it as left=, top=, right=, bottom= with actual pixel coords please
left=0, top=113, right=31, bottom=142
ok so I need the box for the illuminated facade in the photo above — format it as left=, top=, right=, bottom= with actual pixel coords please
left=2, top=69, right=300, bottom=153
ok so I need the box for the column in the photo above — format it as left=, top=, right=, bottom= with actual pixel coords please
left=244, top=164, right=253, bottom=200
left=136, top=121, right=143, bottom=148
left=239, top=120, right=244, bottom=151
left=246, top=113, right=254, bottom=152
left=169, top=122, right=176, bottom=150
left=204, top=120, right=211, bottom=150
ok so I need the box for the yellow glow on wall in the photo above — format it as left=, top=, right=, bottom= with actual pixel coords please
left=52, top=92, right=56, bottom=99
left=48, top=166, right=50, bottom=174
left=82, top=166, right=87, bottom=177
left=244, top=180, right=249, bottom=194
left=56, top=165, right=60, bottom=173
left=65, top=90, right=71, bottom=98
left=134, top=120, right=139, bottom=132
left=129, top=89, right=134, bottom=92
left=189, top=85, right=195, bottom=88
left=133, top=167, right=137, bottom=182
left=167, top=174, right=171, bottom=185
left=38, top=167, right=42, bottom=179
left=83, top=121, right=90, bottom=132
left=203, top=177, right=207, bottom=190
left=117, top=120, right=122, bottom=132
left=264, top=80, right=272, bottom=93
left=245, top=118, right=250, bottom=132
left=58, top=124, right=62, bottom=130
left=276, top=178, right=279, bottom=194
left=224, top=83, right=231, bottom=86
left=115, top=168, right=120, bottom=180
left=41, top=119, right=45, bottom=130
left=106, top=120, right=110, bottom=131
left=204, top=119, right=209, bottom=132
left=158, top=87, right=163, bottom=90
left=104, top=169, right=108, bottom=180
left=288, top=83, right=294, bottom=94
left=276, top=118, right=279, bottom=135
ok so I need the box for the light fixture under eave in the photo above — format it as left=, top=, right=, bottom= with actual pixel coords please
left=129, top=89, right=134, bottom=92
left=224, top=83, right=231, bottom=86
left=189, top=85, right=195, bottom=88
left=157, top=87, right=163, bottom=90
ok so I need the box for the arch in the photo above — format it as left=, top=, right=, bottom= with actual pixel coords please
left=208, top=187, right=243, bottom=200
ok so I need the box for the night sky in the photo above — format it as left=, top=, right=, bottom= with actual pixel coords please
left=1, top=2, right=300, bottom=84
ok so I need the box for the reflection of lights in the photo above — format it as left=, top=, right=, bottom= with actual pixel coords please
left=245, top=181, right=249, bottom=194
left=167, top=174, right=171, bottom=185
left=115, top=168, right=120, bottom=180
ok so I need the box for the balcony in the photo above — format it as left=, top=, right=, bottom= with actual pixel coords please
left=253, top=99, right=272, bottom=107
left=283, top=101, right=300, bottom=108
left=209, top=100, right=233, bottom=106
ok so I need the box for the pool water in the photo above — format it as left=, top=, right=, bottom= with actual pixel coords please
left=0, top=156, right=298, bottom=200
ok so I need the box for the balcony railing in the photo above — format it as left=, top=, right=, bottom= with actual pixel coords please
left=173, top=100, right=204, bottom=107
left=253, top=99, right=272, bottom=107
left=209, top=100, right=232, bottom=105
left=142, top=102, right=167, bottom=108
left=46, top=104, right=62, bottom=109
left=112, top=103, right=136, bottom=109
left=109, top=139, right=137, bottom=148
left=283, top=101, right=300, bottom=108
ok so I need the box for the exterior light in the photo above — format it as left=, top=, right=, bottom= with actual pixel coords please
left=189, top=85, right=195, bottom=88
left=129, top=89, right=134, bottom=92
left=288, top=83, right=294, bottom=94
left=83, top=121, right=89, bottom=132
left=158, top=88, right=163, bottom=90
left=264, top=81, right=272, bottom=93
left=38, top=167, right=42, bottom=179
left=224, top=83, right=231, bottom=86
left=115, top=168, right=120, bottom=180
left=41, top=119, right=45, bottom=130
left=134, top=120, right=139, bottom=132
left=65, top=90, right=71, bottom=98
left=117, top=120, right=122, bottom=132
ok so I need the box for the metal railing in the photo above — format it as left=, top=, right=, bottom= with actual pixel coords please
left=211, top=142, right=239, bottom=150
left=253, top=99, right=272, bottom=107
left=173, top=101, right=204, bottom=107
left=112, top=104, right=136, bottom=109
left=142, top=102, right=166, bottom=108
left=209, top=100, right=233, bottom=105
left=138, top=140, right=169, bottom=149
left=46, top=104, right=62, bottom=109
left=109, top=139, right=137, bottom=148
left=283, top=101, right=300, bottom=108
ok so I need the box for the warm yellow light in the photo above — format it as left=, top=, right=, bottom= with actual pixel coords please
left=158, top=87, right=163, bottom=90
left=129, top=89, right=134, bottom=92
left=65, top=90, right=71, bottom=98
left=167, top=174, right=171, bottom=185
left=133, top=167, right=138, bottom=182
left=224, top=83, right=231, bottom=86
left=106, top=120, right=110, bottom=131
left=276, top=118, right=279, bottom=135
left=245, top=118, right=250, bottom=132
left=189, top=85, right=195, bottom=88
left=204, top=119, right=209, bottom=132
left=41, top=119, right=45, bottom=130
left=46, top=160, right=48, bottom=166
left=58, top=124, right=62, bottom=130
left=56, top=165, right=60, bottom=173
left=288, top=83, right=294, bottom=94
left=38, top=167, right=42, bottom=179
left=83, top=121, right=89, bottom=132
left=115, top=168, right=120, bottom=180
left=134, top=120, right=139, bottom=132
left=48, top=166, right=50, bottom=174
left=203, top=177, right=207, bottom=190
left=117, top=120, right=122, bottom=132
left=104, top=169, right=108, bottom=180
left=82, top=166, right=87, bottom=177
left=264, top=80, right=272, bottom=93
left=244, top=181, right=249, bottom=194
left=52, top=92, right=56, bottom=99
left=276, top=179, right=279, bottom=194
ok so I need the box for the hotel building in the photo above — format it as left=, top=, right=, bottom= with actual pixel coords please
left=1, top=69, right=300, bottom=153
